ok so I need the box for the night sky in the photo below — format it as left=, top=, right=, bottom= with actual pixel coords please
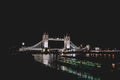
left=2, top=3, right=120, bottom=51
left=2, top=3, right=120, bottom=80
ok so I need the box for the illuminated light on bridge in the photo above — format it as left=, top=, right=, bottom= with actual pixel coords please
left=43, top=33, right=48, bottom=48
left=42, top=54, right=50, bottom=65
left=86, top=45, right=90, bottom=51
left=64, top=36, right=70, bottom=49
left=19, top=33, right=83, bottom=52
left=19, top=33, right=120, bottom=53
left=72, top=54, right=76, bottom=57
left=61, top=53, right=64, bottom=56
left=44, top=42, right=48, bottom=48
left=22, top=42, right=25, bottom=46
left=42, top=49, right=46, bottom=52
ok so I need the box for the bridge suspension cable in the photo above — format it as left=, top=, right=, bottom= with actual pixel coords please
left=70, top=41, right=77, bottom=49
left=31, top=41, right=43, bottom=48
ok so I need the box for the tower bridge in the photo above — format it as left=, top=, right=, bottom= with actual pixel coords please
left=19, top=33, right=120, bottom=53
left=19, top=33, right=86, bottom=52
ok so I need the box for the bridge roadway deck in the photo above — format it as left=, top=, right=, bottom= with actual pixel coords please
left=18, top=49, right=120, bottom=55
left=48, top=38, right=64, bottom=41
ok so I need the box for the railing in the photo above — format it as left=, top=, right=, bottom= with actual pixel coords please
left=70, top=41, right=78, bottom=49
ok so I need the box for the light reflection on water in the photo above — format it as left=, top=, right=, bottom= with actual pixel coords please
left=42, top=54, right=50, bottom=65
left=32, top=52, right=120, bottom=80
left=33, top=54, right=55, bottom=66
left=60, top=65, right=101, bottom=80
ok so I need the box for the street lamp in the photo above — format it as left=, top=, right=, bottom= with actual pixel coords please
left=22, top=42, right=25, bottom=46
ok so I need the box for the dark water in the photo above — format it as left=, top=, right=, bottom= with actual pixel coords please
left=33, top=52, right=120, bottom=80
left=3, top=52, right=120, bottom=80
left=3, top=53, right=78, bottom=80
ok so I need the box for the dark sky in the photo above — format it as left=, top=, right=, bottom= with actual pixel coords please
left=3, top=3, right=120, bottom=49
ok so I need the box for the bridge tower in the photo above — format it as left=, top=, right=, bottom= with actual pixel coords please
left=64, top=35, right=70, bottom=49
left=42, top=33, right=48, bottom=48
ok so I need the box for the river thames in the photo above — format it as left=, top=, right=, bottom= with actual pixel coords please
left=32, top=52, right=120, bottom=80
